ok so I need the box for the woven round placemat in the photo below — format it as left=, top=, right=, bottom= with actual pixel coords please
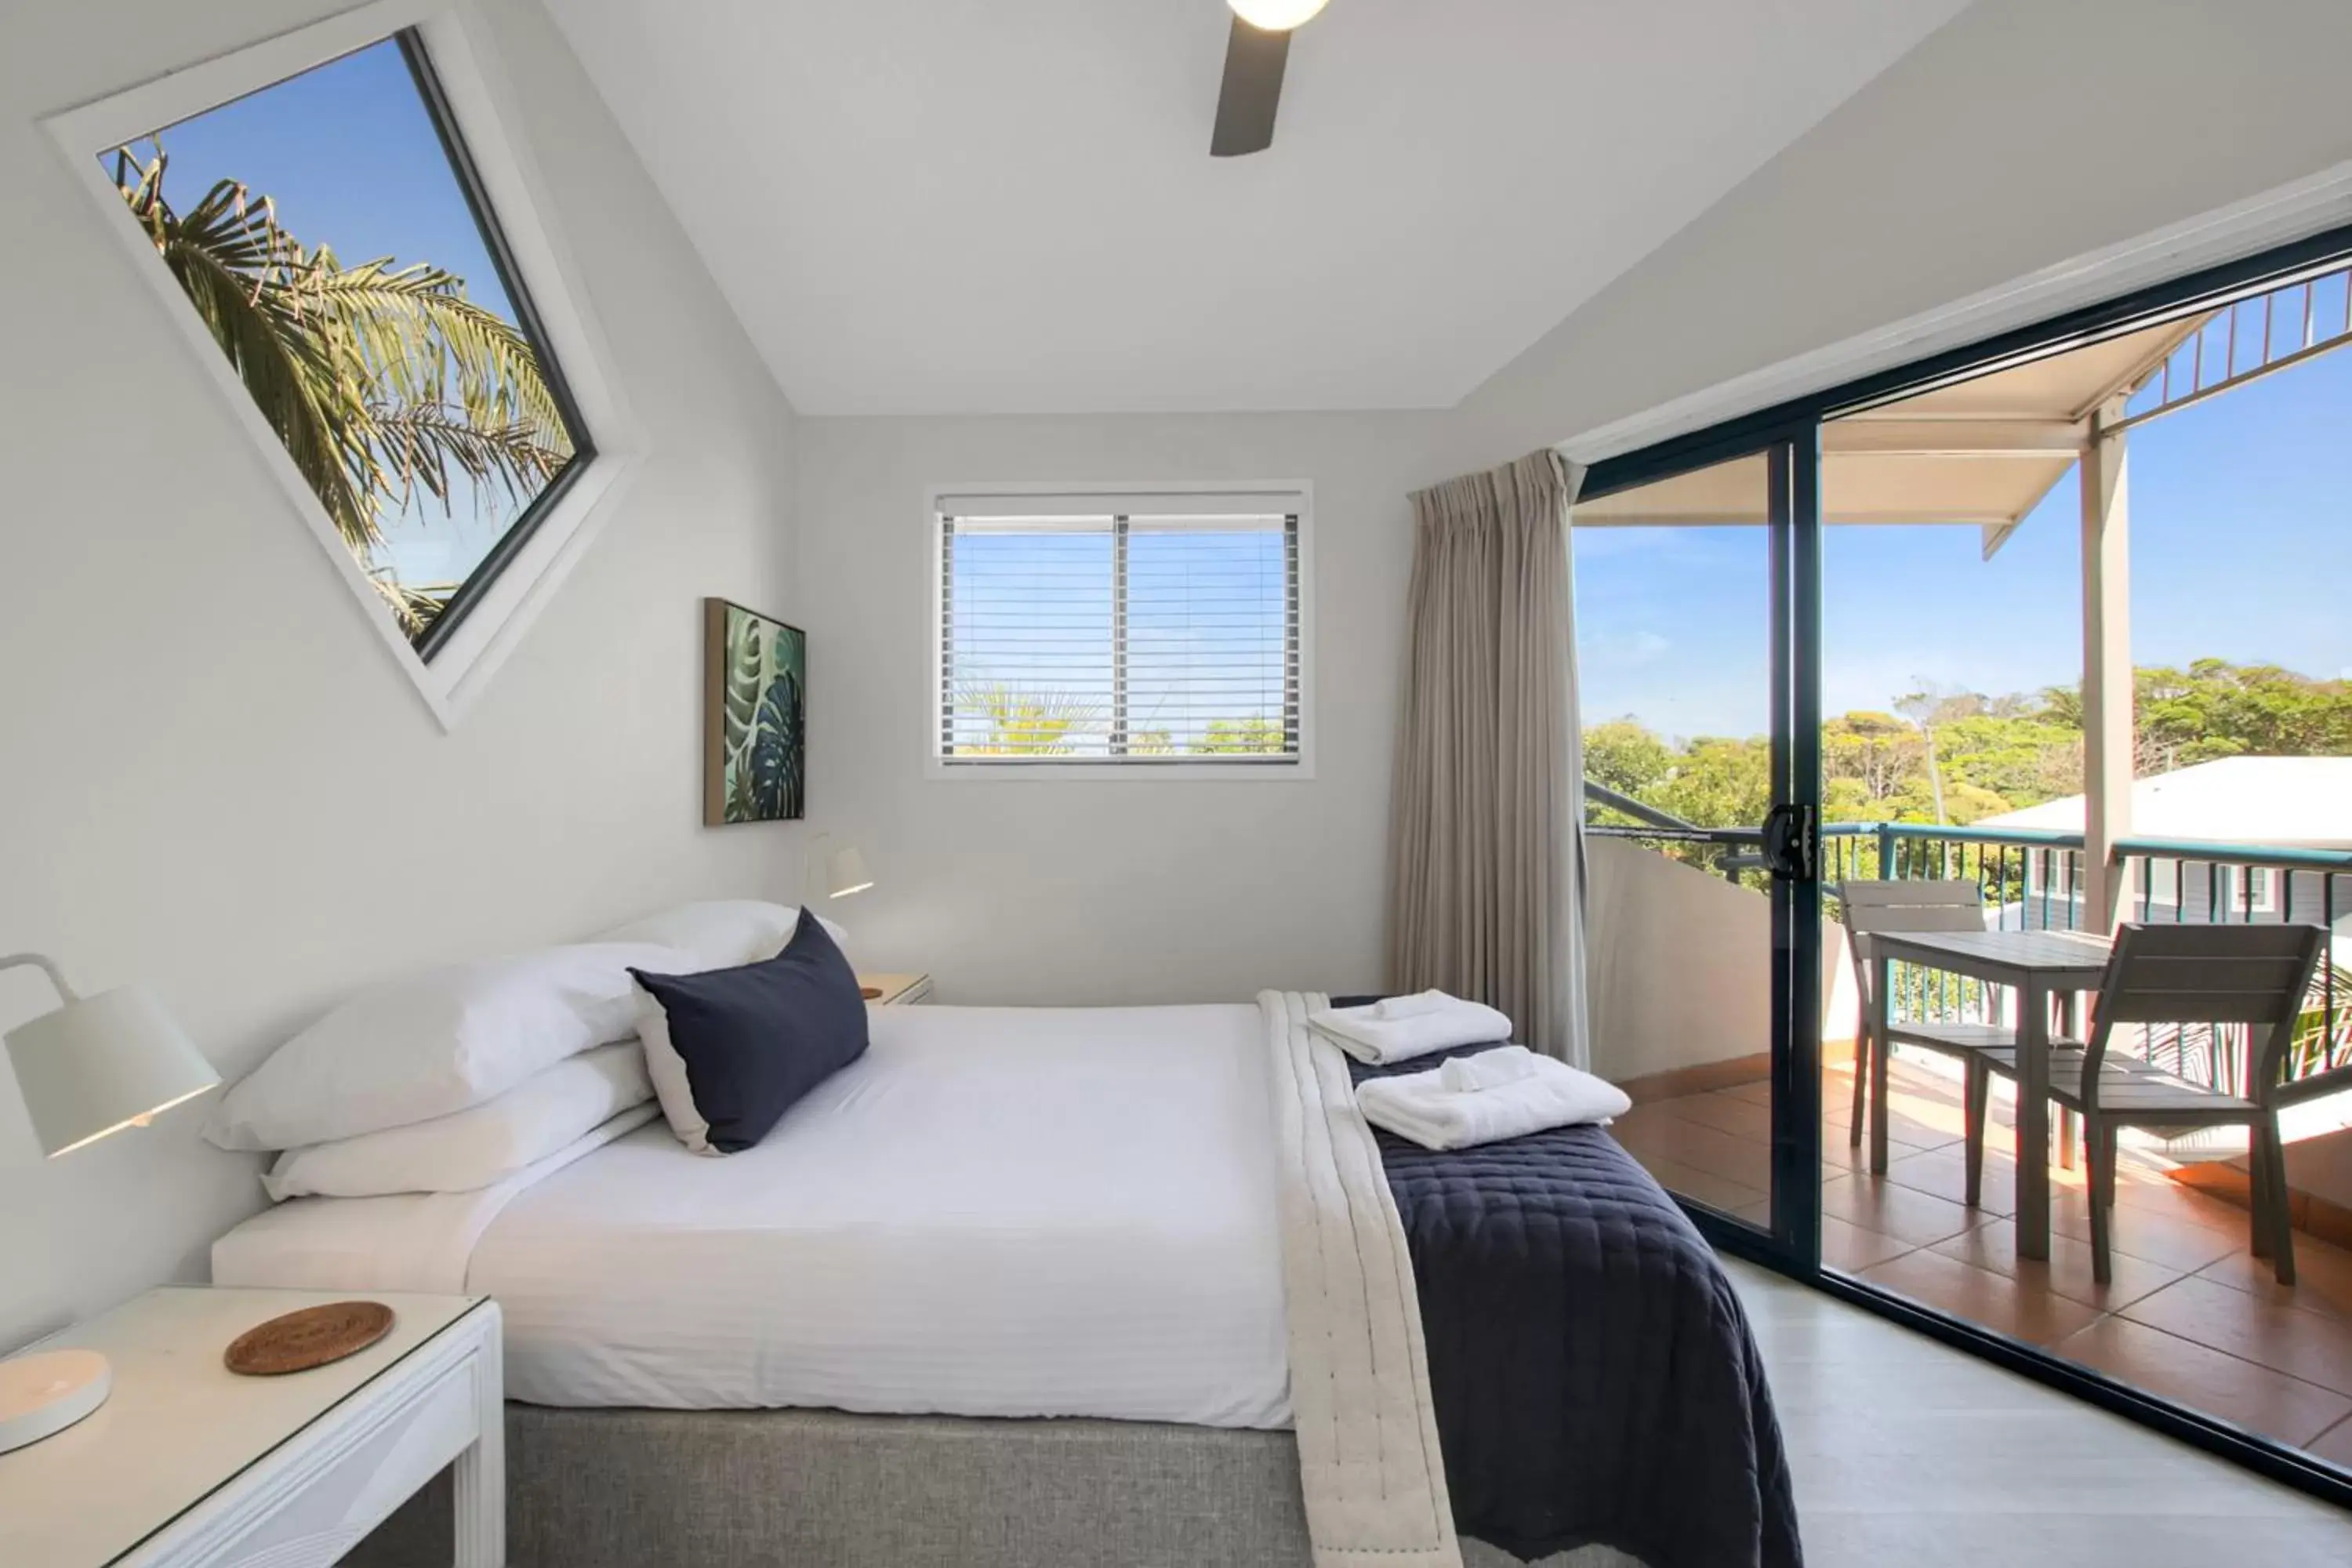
left=223, top=1301, right=395, bottom=1376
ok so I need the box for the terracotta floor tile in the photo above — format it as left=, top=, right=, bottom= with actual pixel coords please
left=1720, top=1080, right=1775, bottom=1108
left=1929, top=1218, right=2183, bottom=1312
left=1823, top=1174, right=1987, bottom=1250
left=2043, top=1189, right=2245, bottom=1275
left=1610, top=1111, right=1774, bottom=1192
left=2120, top=1276, right=2352, bottom=1399
left=1855, top=1247, right=2105, bottom=1346
left=1821, top=1136, right=1878, bottom=1179
left=2051, top=1315, right=2352, bottom=1448
left=2107, top=1171, right=2266, bottom=1229
left=1614, top=1146, right=1767, bottom=1215
left=2307, top=1413, right=2352, bottom=1471
left=1882, top=1145, right=2018, bottom=1218
left=1823, top=1214, right=1918, bottom=1272
left=1868, top=1102, right=1967, bottom=1152
left=2198, top=1233, right=2352, bottom=1323
left=1657, top=1089, right=1773, bottom=1141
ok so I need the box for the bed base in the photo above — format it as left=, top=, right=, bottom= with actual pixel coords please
left=350, top=1404, right=1637, bottom=1567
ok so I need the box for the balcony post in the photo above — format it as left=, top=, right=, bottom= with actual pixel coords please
left=2079, top=397, right=2133, bottom=931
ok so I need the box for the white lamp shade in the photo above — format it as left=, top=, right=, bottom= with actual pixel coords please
left=5, top=983, right=219, bottom=1158
left=825, top=845, right=874, bottom=899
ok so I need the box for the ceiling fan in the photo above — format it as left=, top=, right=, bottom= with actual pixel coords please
left=1210, top=0, right=1330, bottom=158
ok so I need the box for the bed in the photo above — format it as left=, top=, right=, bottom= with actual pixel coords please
left=214, top=994, right=1799, bottom=1568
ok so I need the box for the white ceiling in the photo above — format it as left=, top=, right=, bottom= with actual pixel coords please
left=545, top=1, right=1970, bottom=416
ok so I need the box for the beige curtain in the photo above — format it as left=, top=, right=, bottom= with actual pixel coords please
left=1387, top=450, right=1589, bottom=1064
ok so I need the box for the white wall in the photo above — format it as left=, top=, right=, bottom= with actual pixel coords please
left=0, top=0, right=801, bottom=1349
left=1586, top=841, right=1864, bottom=1089
left=797, top=413, right=1466, bottom=1005
left=1458, top=0, right=2352, bottom=457
left=792, top=0, right=2352, bottom=1017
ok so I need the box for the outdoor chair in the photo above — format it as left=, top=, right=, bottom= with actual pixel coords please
left=1840, top=880, right=2065, bottom=1205
left=1966, top=921, right=2328, bottom=1287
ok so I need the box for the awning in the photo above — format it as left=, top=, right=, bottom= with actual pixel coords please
left=1573, top=316, right=2202, bottom=557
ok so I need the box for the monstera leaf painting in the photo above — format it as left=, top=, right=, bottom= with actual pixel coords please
left=703, top=598, right=806, bottom=825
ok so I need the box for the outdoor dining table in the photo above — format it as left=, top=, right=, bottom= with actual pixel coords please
left=1867, top=927, right=2114, bottom=1261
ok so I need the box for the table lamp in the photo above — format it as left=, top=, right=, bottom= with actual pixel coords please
left=825, top=844, right=874, bottom=900
left=803, top=833, right=874, bottom=905
left=0, top=953, right=219, bottom=1454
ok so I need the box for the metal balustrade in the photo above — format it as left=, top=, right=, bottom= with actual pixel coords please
left=1585, top=804, right=2352, bottom=1098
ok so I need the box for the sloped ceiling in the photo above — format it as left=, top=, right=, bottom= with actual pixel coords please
left=546, top=0, right=1970, bottom=414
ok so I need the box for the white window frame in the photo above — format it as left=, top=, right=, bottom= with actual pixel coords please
left=924, top=481, right=1316, bottom=782
left=43, top=0, right=641, bottom=731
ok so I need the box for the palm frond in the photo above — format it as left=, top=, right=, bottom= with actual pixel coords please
left=301, top=262, right=573, bottom=452
left=366, top=405, right=572, bottom=512
left=110, top=142, right=579, bottom=636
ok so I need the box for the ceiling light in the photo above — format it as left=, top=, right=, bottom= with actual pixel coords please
left=1228, top=0, right=1330, bottom=32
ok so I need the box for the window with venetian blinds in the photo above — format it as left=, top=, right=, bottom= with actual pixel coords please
left=934, top=489, right=1305, bottom=766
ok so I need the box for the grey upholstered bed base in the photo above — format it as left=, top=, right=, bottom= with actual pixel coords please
left=348, top=1405, right=1642, bottom=1568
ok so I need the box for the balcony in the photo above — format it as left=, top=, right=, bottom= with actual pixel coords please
left=1589, top=818, right=2352, bottom=1471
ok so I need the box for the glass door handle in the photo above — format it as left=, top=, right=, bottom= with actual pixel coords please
left=1759, top=802, right=1817, bottom=882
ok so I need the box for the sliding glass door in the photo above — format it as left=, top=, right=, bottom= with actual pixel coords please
left=1576, top=221, right=2352, bottom=1510
left=1574, top=433, right=1823, bottom=1268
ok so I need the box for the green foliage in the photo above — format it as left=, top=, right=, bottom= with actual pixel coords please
left=112, top=143, right=573, bottom=641
left=721, top=612, right=804, bottom=822
left=2132, top=659, right=2352, bottom=771
left=1583, top=720, right=1676, bottom=805
left=1195, top=716, right=1289, bottom=755
left=953, top=684, right=1102, bottom=755
left=1593, top=659, right=2352, bottom=839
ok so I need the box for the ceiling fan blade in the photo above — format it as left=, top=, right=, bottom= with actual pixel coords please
left=1210, top=17, right=1290, bottom=158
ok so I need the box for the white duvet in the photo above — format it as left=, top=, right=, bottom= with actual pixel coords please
left=214, top=1004, right=1292, bottom=1428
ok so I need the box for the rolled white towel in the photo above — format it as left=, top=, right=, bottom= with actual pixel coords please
left=1374, top=989, right=1452, bottom=1022
left=1356, top=1056, right=1631, bottom=1151
left=1439, top=1045, right=1543, bottom=1094
left=1308, top=997, right=1514, bottom=1065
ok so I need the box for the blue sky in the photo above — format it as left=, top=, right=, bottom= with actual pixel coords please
left=112, top=38, right=537, bottom=591
left=1574, top=332, right=2352, bottom=740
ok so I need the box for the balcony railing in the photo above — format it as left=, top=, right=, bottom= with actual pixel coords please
left=1587, top=806, right=2352, bottom=1100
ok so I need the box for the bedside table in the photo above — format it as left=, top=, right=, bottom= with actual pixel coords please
left=0, top=1287, right=502, bottom=1568
left=858, top=971, right=932, bottom=1006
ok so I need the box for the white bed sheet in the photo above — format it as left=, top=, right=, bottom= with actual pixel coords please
left=213, top=1003, right=1293, bottom=1429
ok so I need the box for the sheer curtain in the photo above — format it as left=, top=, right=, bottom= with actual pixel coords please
left=1386, top=450, right=1589, bottom=1065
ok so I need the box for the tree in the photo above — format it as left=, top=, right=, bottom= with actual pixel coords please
left=1894, top=687, right=1949, bottom=822
left=954, top=684, right=1101, bottom=755
left=1651, top=735, right=1773, bottom=831
left=1822, top=712, right=1924, bottom=806
left=2134, top=659, right=2352, bottom=771
left=113, top=144, right=573, bottom=635
left=1195, top=716, right=1288, bottom=755
left=1590, top=658, right=2352, bottom=846
left=1584, top=719, right=1676, bottom=804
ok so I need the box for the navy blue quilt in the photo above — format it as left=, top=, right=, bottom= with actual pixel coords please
left=1341, top=1029, right=1802, bottom=1568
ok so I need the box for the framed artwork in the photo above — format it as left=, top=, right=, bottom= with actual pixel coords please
left=703, top=597, right=805, bottom=825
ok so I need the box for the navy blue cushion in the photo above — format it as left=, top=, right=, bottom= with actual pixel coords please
left=630, top=911, right=869, bottom=1153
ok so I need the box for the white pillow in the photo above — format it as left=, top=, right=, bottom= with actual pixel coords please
left=205, top=942, right=698, bottom=1152
left=631, top=985, right=719, bottom=1156
left=261, top=1042, right=653, bottom=1200
left=595, top=900, right=847, bottom=968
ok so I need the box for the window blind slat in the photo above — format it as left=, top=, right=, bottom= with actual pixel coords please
left=938, top=492, right=1298, bottom=521
left=938, top=501, right=1303, bottom=765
